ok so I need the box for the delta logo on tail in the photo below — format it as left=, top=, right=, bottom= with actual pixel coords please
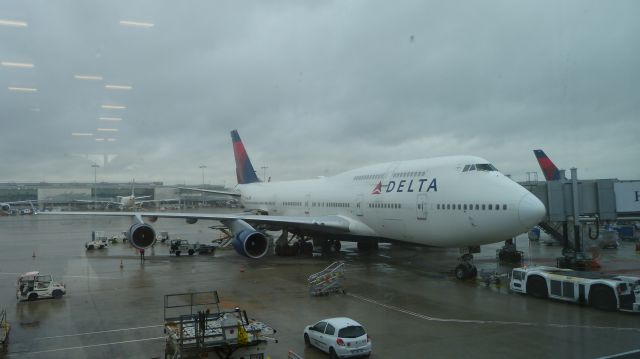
left=232, top=130, right=260, bottom=185
left=533, top=149, right=561, bottom=181
left=372, top=181, right=382, bottom=194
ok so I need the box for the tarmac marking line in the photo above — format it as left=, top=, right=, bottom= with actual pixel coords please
left=595, top=348, right=640, bottom=359
left=9, top=336, right=165, bottom=356
left=35, top=324, right=163, bottom=340
left=347, top=293, right=640, bottom=332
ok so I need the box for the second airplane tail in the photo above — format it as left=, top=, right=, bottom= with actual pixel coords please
left=231, top=130, right=260, bottom=185
left=533, top=149, right=561, bottom=181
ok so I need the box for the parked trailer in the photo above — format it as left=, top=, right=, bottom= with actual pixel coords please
left=510, top=266, right=640, bottom=312
left=1, top=308, right=9, bottom=347
left=163, top=291, right=276, bottom=359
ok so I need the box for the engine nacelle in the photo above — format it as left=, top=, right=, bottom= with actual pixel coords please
left=127, top=223, right=156, bottom=250
left=232, top=230, right=269, bottom=259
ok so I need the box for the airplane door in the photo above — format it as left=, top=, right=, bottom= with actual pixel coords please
left=416, top=194, right=427, bottom=220
left=355, top=194, right=364, bottom=216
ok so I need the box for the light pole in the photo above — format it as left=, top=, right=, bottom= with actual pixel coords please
left=261, top=165, right=268, bottom=181
left=199, top=165, right=207, bottom=206
left=91, top=164, right=100, bottom=209
left=199, top=165, right=207, bottom=186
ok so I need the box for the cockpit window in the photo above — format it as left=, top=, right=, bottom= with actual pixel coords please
left=462, top=163, right=498, bottom=172
left=476, top=164, right=497, bottom=171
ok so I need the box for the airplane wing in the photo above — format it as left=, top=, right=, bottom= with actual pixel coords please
left=74, top=199, right=121, bottom=205
left=134, top=196, right=153, bottom=200
left=41, top=211, right=352, bottom=233
left=175, top=187, right=241, bottom=197
left=136, top=198, right=180, bottom=204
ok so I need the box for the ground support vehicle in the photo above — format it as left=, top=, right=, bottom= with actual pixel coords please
left=510, top=266, right=640, bottom=312
left=16, top=272, right=66, bottom=302
left=158, top=231, right=170, bottom=243
left=169, top=239, right=215, bottom=256
left=163, top=291, right=276, bottom=359
left=304, top=317, right=372, bottom=358
left=85, top=230, right=109, bottom=250
left=308, top=261, right=345, bottom=296
left=496, top=240, right=523, bottom=264
left=0, top=308, right=9, bottom=347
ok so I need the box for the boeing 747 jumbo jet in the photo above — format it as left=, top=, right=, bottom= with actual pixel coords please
left=47, top=131, right=546, bottom=279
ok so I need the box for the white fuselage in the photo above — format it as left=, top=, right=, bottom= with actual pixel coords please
left=236, top=156, right=546, bottom=247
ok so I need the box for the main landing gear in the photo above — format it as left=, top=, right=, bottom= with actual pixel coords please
left=455, top=247, right=479, bottom=280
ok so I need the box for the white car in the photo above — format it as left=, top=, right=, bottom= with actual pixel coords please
left=304, top=317, right=372, bottom=358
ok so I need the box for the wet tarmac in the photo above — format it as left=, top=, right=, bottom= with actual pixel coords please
left=1, top=213, right=639, bottom=358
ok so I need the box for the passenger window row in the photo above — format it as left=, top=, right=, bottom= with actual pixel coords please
left=353, top=173, right=384, bottom=181
left=392, top=171, right=425, bottom=178
left=283, top=201, right=302, bottom=206
left=312, top=202, right=350, bottom=208
left=368, top=203, right=402, bottom=209
left=436, top=203, right=507, bottom=211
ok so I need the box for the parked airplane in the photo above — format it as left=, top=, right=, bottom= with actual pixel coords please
left=533, top=149, right=565, bottom=181
left=1, top=200, right=36, bottom=215
left=47, top=130, right=546, bottom=279
left=76, top=181, right=177, bottom=210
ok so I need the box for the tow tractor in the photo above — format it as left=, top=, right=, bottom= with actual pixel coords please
left=16, top=272, right=66, bottom=301
left=169, top=239, right=215, bottom=256
left=510, top=266, right=640, bottom=312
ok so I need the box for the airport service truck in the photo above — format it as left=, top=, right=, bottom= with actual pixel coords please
left=16, top=272, right=66, bottom=301
left=169, top=239, right=215, bottom=256
left=510, top=266, right=640, bottom=312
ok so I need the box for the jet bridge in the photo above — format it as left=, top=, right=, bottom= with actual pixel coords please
left=521, top=168, right=640, bottom=268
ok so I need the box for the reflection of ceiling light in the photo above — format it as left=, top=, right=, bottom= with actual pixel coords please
left=1, top=61, right=34, bottom=68
left=99, top=117, right=122, bottom=121
left=8, top=86, right=37, bottom=92
left=95, top=138, right=105, bottom=142
left=74, top=75, right=103, bottom=81
left=105, top=84, right=132, bottom=90
left=97, top=128, right=119, bottom=132
left=72, top=133, right=93, bottom=136
left=107, top=138, right=117, bottom=142
left=0, top=19, right=28, bottom=27
left=119, top=20, right=154, bottom=28
left=101, top=104, right=126, bottom=110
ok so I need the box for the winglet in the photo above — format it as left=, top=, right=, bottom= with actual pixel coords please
left=533, top=149, right=561, bottom=181
left=231, top=130, right=260, bottom=184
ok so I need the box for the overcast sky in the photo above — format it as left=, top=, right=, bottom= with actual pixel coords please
left=1, top=0, right=638, bottom=186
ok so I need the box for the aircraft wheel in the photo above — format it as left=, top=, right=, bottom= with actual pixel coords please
left=455, top=264, right=470, bottom=280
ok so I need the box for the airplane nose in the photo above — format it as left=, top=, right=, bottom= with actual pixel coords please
left=518, top=193, right=546, bottom=228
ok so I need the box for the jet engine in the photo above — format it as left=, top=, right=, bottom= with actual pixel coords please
left=225, top=219, right=269, bottom=259
left=127, top=223, right=156, bottom=250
